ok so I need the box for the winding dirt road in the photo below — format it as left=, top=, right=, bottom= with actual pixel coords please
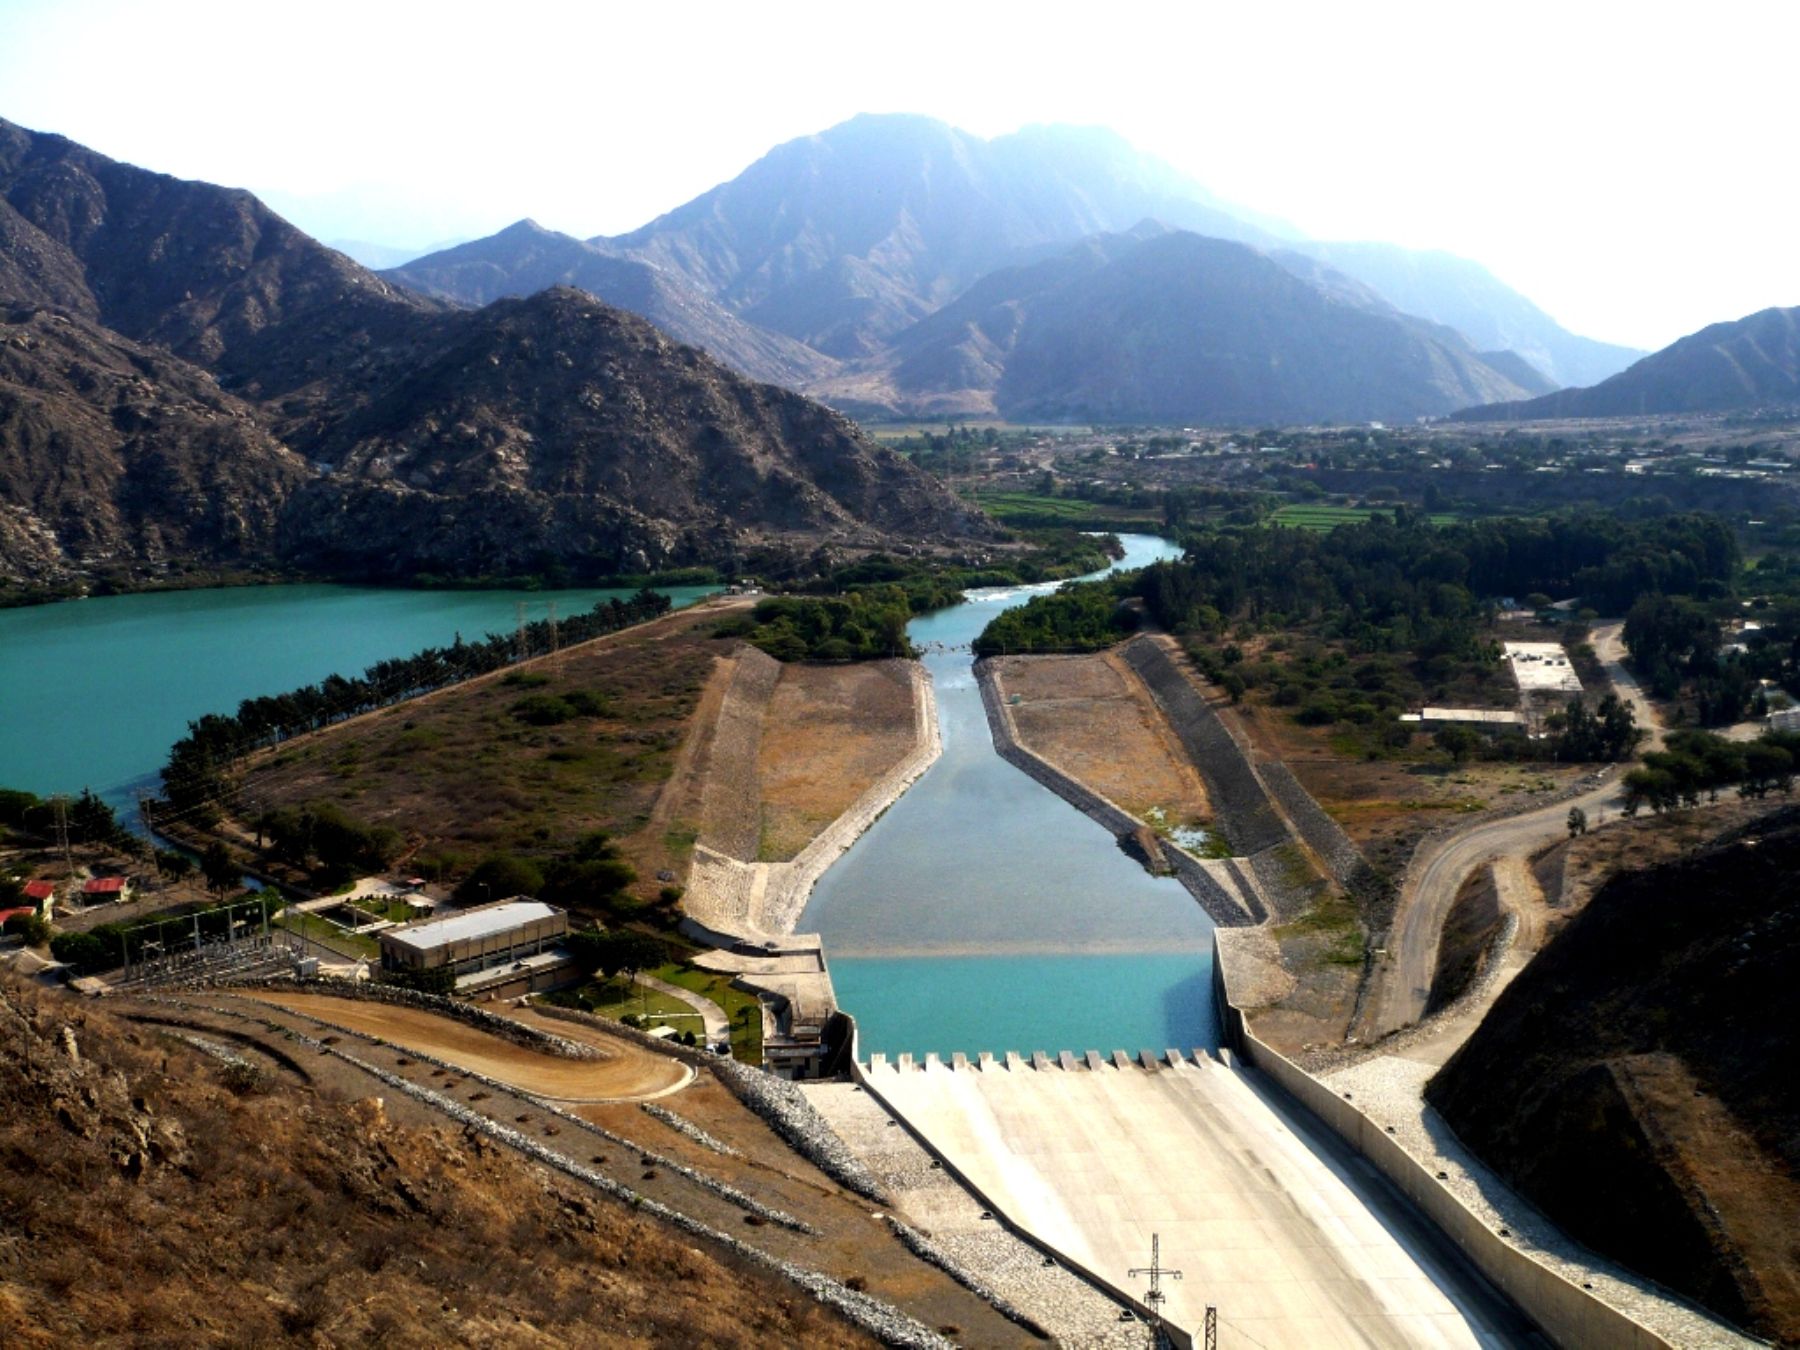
left=1358, top=621, right=1661, bottom=1039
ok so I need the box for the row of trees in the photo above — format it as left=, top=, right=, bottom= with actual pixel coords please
left=1622, top=729, right=1800, bottom=813
left=162, top=590, right=673, bottom=822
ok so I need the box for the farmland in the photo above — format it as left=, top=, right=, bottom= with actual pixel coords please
left=1268, top=503, right=1461, bottom=531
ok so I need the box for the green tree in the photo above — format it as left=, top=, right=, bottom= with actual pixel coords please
left=455, top=854, right=544, bottom=905
left=200, top=841, right=239, bottom=896
left=1566, top=806, right=1588, bottom=838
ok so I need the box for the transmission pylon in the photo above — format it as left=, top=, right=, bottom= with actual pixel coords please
left=1129, top=1232, right=1183, bottom=1336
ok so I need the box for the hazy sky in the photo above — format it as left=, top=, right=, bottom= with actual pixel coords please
left=2, top=0, right=1795, bottom=350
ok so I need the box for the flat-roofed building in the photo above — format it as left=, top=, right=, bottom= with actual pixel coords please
left=1399, top=707, right=1527, bottom=730
left=378, top=898, right=569, bottom=993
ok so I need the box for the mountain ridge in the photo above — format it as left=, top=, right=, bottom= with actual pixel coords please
left=1453, top=306, right=1800, bottom=421
left=0, top=117, right=986, bottom=590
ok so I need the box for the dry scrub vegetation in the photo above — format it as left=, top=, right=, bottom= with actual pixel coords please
left=236, top=606, right=734, bottom=907
left=754, top=661, right=919, bottom=861
left=0, top=978, right=867, bottom=1348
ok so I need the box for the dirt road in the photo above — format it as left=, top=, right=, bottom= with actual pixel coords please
left=1592, top=621, right=1664, bottom=752
left=1359, top=623, right=1672, bottom=1040
left=1357, top=773, right=1630, bottom=1039
left=245, top=992, right=691, bottom=1101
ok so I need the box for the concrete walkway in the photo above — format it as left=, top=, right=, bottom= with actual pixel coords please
left=637, top=973, right=730, bottom=1046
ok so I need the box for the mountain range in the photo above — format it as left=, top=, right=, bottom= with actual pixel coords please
left=0, top=117, right=985, bottom=589
left=383, top=114, right=1645, bottom=421
left=1454, top=305, right=1800, bottom=422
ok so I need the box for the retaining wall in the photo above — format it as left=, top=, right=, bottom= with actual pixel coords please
left=1212, top=930, right=1696, bottom=1350
left=757, top=660, right=943, bottom=934
left=1120, top=640, right=1289, bottom=856
left=975, top=660, right=1260, bottom=926
left=1259, top=760, right=1368, bottom=891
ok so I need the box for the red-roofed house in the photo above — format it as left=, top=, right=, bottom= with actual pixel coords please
left=22, top=880, right=54, bottom=907
left=0, top=906, right=34, bottom=927
left=81, top=876, right=131, bottom=903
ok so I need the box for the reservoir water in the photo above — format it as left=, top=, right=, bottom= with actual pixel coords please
left=797, top=534, right=1222, bottom=1061
left=0, top=583, right=714, bottom=814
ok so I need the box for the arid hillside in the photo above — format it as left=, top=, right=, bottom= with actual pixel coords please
left=1428, top=807, right=1800, bottom=1343
left=0, top=976, right=870, bottom=1348
left=0, top=117, right=989, bottom=591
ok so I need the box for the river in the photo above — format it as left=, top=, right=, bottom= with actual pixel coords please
left=0, top=583, right=715, bottom=815
left=797, top=534, right=1222, bottom=1062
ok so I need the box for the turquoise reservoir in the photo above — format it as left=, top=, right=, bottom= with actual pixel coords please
left=0, top=583, right=714, bottom=812
left=798, top=534, right=1221, bottom=1061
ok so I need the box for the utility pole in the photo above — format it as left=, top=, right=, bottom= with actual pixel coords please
left=52, top=794, right=75, bottom=893
left=1129, top=1233, right=1183, bottom=1346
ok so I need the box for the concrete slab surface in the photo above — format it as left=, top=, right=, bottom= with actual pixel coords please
left=865, top=1055, right=1538, bottom=1348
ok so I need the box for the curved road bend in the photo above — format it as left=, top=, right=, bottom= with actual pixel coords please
left=1360, top=621, right=1660, bottom=1040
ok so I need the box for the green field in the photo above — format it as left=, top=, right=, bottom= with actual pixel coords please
left=964, top=490, right=1159, bottom=529
left=1269, top=504, right=1459, bottom=532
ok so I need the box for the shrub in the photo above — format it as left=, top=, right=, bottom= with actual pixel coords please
left=3, top=912, right=50, bottom=945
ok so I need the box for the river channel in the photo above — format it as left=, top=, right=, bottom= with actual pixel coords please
left=798, top=534, right=1223, bottom=1062
left=0, top=582, right=714, bottom=815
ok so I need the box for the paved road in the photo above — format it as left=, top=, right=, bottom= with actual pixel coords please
left=639, top=972, right=731, bottom=1046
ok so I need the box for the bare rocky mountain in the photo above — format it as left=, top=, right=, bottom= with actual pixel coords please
left=814, top=227, right=1541, bottom=423
left=399, top=114, right=1629, bottom=424
left=278, top=286, right=988, bottom=579
left=0, top=303, right=307, bottom=583
left=1454, top=305, right=1800, bottom=422
left=1428, top=808, right=1800, bottom=1344
left=0, top=118, right=984, bottom=590
left=382, top=218, right=837, bottom=388
left=594, top=113, right=1284, bottom=359
left=1279, top=242, right=1643, bottom=387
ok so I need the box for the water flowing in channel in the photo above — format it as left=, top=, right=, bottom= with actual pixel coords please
left=797, top=534, right=1222, bottom=1061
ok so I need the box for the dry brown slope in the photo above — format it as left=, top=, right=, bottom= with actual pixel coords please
left=1428, top=809, right=1800, bottom=1343
left=0, top=976, right=868, bottom=1348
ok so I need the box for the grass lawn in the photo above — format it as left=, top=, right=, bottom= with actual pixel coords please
left=654, top=963, right=763, bottom=1064
left=570, top=974, right=698, bottom=1023
left=1269, top=503, right=1460, bottom=531
left=273, top=908, right=378, bottom=959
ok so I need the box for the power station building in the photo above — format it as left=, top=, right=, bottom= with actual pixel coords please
left=377, top=898, right=572, bottom=996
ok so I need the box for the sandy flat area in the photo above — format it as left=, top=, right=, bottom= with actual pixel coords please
left=996, top=652, right=1211, bottom=825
